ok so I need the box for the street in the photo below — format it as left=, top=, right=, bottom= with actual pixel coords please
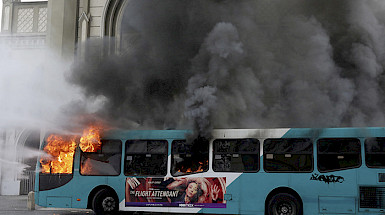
left=0, top=195, right=94, bottom=215
left=0, top=196, right=172, bottom=215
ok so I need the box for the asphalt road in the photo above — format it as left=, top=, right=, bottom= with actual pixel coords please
left=0, top=195, right=94, bottom=215
left=0, top=195, right=172, bottom=215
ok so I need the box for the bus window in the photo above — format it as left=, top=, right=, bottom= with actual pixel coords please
left=317, top=138, right=361, bottom=172
left=263, top=138, right=313, bottom=172
left=80, top=139, right=122, bottom=176
left=39, top=134, right=77, bottom=191
left=213, top=138, right=259, bottom=172
left=365, top=137, right=385, bottom=168
left=125, top=140, right=167, bottom=176
left=171, top=138, right=209, bottom=176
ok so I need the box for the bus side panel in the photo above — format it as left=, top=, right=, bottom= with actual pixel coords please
left=357, top=165, right=385, bottom=213
left=291, top=169, right=358, bottom=214
left=106, top=175, right=126, bottom=207
left=240, top=173, right=289, bottom=214
left=37, top=174, right=108, bottom=209
left=287, top=173, right=318, bottom=214
left=201, top=174, right=240, bottom=214
left=281, top=128, right=360, bottom=214
left=202, top=173, right=289, bottom=214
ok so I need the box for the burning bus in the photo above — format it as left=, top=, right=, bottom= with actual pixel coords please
left=35, top=127, right=385, bottom=215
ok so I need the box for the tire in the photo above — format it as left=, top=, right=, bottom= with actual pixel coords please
left=267, top=193, right=301, bottom=215
left=92, top=189, right=119, bottom=215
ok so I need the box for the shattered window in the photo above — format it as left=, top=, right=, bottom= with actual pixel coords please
left=213, top=138, right=259, bottom=172
left=40, top=134, right=77, bottom=174
left=171, top=138, right=209, bottom=176
left=317, top=138, right=361, bottom=172
left=39, top=134, right=76, bottom=191
left=125, top=140, right=167, bottom=176
left=80, top=139, right=122, bottom=176
left=365, top=137, right=385, bottom=168
left=264, top=138, right=313, bottom=172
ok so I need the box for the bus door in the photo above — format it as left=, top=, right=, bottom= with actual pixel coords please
left=308, top=138, right=360, bottom=214
left=357, top=137, right=385, bottom=213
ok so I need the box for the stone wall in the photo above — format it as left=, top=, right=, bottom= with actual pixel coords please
left=77, top=0, right=107, bottom=41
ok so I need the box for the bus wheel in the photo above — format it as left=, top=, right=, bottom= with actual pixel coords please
left=92, top=189, right=119, bottom=215
left=267, top=193, right=301, bottom=215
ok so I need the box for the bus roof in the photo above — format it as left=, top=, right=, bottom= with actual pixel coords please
left=101, top=127, right=385, bottom=140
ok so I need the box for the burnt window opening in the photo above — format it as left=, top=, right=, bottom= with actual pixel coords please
left=39, top=134, right=78, bottom=175
left=171, top=138, right=209, bottom=176
left=125, top=140, right=167, bottom=176
left=39, top=134, right=77, bottom=191
left=317, top=138, right=361, bottom=172
left=80, top=139, right=122, bottom=176
left=365, top=137, right=385, bottom=168
left=213, top=138, right=260, bottom=172
left=264, top=138, right=313, bottom=172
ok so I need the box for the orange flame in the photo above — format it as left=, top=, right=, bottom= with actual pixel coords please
left=40, top=135, right=77, bottom=174
left=40, top=125, right=103, bottom=174
left=176, top=160, right=207, bottom=174
left=196, top=161, right=204, bottom=172
left=79, top=125, right=102, bottom=152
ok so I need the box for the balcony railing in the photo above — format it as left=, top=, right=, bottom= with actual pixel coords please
left=0, top=34, right=46, bottom=49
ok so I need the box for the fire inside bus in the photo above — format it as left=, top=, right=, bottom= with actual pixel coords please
left=35, top=127, right=385, bottom=215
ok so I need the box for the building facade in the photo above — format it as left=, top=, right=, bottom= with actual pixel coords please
left=0, top=0, right=124, bottom=195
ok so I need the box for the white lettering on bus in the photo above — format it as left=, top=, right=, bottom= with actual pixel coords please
left=134, top=190, right=179, bottom=197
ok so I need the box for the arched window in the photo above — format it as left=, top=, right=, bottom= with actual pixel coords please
left=3, top=6, right=10, bottom=31
left=102, top=0, right=128, bottom=53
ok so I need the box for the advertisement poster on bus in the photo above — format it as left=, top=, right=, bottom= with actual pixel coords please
left=125, top=177, right=226, bottom=208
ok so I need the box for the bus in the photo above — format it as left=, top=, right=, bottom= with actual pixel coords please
left=35, top=127, right=385, bottom=215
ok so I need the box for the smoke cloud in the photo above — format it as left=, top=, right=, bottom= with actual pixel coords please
left=0, top=41, right=113, bottom=184
left=68, top=0, right=385, bottom=136
left=0, top=43, right=105, bottom=131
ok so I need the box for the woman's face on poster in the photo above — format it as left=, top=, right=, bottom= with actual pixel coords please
left=186, top=182, right=198, bottom=198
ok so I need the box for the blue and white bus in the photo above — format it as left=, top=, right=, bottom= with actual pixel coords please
left=35, top=127, right=385, bottom=215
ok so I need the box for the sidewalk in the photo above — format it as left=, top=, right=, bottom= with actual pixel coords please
left=0, top=195, right=28, bottom=211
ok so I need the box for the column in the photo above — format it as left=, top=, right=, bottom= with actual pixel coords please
left=46, top=0, right=77, bottom=61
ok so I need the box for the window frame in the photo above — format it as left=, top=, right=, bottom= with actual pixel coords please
left=79, top=139, right=122, bottom=176
left=213, top=138, right=260, bottom=173
left=364, top=137, right=385, bottom=169
left=39, top=135, right=77, bottom=191
left=171, top=139, right=209, bottom=176
left=39, top=134, right=78, bottom=175
left=124, top=139, right=168, bottom=177
left=263, top=138, right=314, bottom=173
left=317, top=138, right=362, bottom=173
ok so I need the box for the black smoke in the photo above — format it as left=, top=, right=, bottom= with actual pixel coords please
left=69, top=0, right=385, bottom=137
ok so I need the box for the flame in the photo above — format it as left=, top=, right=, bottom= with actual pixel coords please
left=40, top=125, right=103, bottom=174
left=196, top=161, right=204, bottom=172
left=40, top=135, right=77, bottom=174
left=79, top=125, right=102, bottom=152
left=176, top=160, right=207, bottom=174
